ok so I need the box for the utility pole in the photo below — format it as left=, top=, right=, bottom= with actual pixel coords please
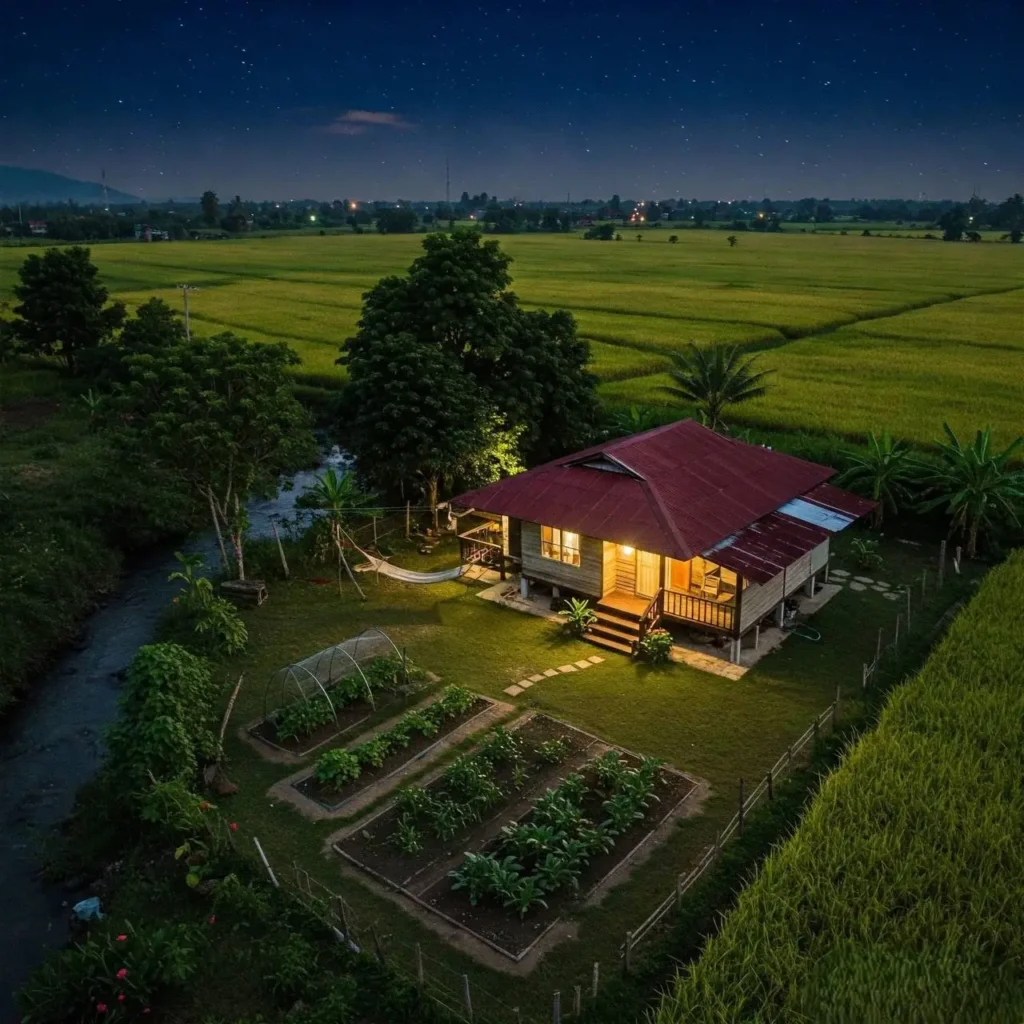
left=177, top=284, right=198, bottom=340
left=445, top=158, right=453, bottom=229
left=102, top=168, right=110, bottom=213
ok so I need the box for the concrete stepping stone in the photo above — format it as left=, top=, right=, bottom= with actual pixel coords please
left=848, top=581, right=867, bottom=591
left=875, top=581, right=891, bottom=589
left=883, top=591, right=900, bottom=601
left=853, top=576, right=875, bottom=585
left=871, top=585, right=888, bottom=593
left=830, top=569, right=850, bottom=578
left=543, top=668, right=559, bottom=677
left=517, top=679, right=533, bottom=689
left=503, top=684, right=523, bottom=696
left=528, top=674, right=544, bottom=682
left=574, top=659, right=593, bottom=669
left=557, top=664, right=577, bottom=673
left=587, top=655, right=604, bottom=664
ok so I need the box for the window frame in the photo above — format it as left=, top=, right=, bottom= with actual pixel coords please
left=540, top=525, right=581, bottom=567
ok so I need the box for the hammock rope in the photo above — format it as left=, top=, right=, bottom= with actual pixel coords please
left=339, top=523, right=469, bottom=585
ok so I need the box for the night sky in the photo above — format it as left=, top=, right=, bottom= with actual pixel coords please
left=2, top=0, right=1021, bottom=202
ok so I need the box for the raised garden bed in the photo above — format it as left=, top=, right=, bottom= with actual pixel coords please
left=335, top=718, right=697, bottom=961
left=294, top=687, right=494, bottom=810
left=248, top=654, right=428, bottom=759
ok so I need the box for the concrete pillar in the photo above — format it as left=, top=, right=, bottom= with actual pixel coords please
left=823, top=561, right=830, bottom=584
left=520, top=576, right=529, bottom=600
left=552, top=585, right=560, bottom=599
left=805, top=574, right=816, bottom=598
left=754, top=625, right=760, bottom=650
left=775, top=602, right=785, bottom=628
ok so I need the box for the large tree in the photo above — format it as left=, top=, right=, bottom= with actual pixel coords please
left=113, top=333, right=315, bottom=578
left=200, top=190, right=220, bottom=226
left=337, top=230, right=598, bottom=497
left=11, top=246, right=125, bottom=373
left=996, top=193, right=1024, bottom=243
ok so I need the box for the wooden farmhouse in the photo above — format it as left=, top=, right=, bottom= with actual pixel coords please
left=454, top=420, right=873, bottom=662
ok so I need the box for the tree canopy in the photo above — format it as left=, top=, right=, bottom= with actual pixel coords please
left=337, top=229, right=598, bottom=502
left=113, top=332, right=315, bottom=577
left=10, top=246, right=125, bottom=373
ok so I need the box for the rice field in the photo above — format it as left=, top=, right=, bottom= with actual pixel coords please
left=1, top=230, right=1020, bottom=442
left=653, top=550, right=1024, bottom=1024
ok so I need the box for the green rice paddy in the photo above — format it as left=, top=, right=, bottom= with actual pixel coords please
left=1, top=230, right=1020, bottom=443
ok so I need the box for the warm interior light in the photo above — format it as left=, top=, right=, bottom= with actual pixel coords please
left=620, top=545, right=635, bottom=556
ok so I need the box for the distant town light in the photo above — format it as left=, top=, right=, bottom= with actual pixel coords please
left=310, top=214, right=316, bottom=222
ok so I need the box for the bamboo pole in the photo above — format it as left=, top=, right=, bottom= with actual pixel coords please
left=573, top=985, right=582, bottom=1018
left=876, top=626, right=882, bottom=664
left=271, top=519, right=290, bottom=578
left=406, top=501, right=411, bottom=539
left=462, top=975, right=473, bottom=1022
left=253, top=837, right=278, bottom=887
left=624, top=932, right=633, bottom=974
left=894, top=613, right=901, bottom=649
left=862, top=663, right=868, bottom=691
left=553, top=990, right=561, bottom=1024
left=416, top=942, right=424, bottom=985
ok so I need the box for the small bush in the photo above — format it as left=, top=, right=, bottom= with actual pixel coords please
left=559, top=597, right=597, bottom=637
left=638, top=628, right=673, bottom=663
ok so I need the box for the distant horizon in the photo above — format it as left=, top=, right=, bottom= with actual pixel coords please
left=3, top=165, right=1017, bottom=208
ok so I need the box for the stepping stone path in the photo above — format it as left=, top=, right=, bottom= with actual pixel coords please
left=830, top=569, right=850, bottom=578
left=883, top=591, right=900, bottom=601
left=848, top=581, right=867, bottom=592
left=853, top=576, right=876, bottom=585
left=503, top=655, right=604, bottom=696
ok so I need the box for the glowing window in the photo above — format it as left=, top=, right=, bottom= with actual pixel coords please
left=540, top=525, right=581, bottom=566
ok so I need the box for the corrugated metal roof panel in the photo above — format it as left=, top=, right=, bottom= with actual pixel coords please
left=454, top=420, right=868, bottom=562
left=712, top=512, right=830, bottom=583
left=776, top=497, right=856, bottom=532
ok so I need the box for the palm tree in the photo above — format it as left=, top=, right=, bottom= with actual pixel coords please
left=299, top=468, right=378, bottom=599
left=661, top=344, right=772, bottom=433
left=918, top=424, right=1024, bottom=558
left=836, top=431, right=920, bottom=528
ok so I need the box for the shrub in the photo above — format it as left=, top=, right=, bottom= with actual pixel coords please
left=850, top=536, right=883, bottom=571
left=106, top=643, right=217, bottom=795
left=638, top=627, right=673, bottom=663
left=559, top=597, right=597, bottom=637
left=17, top=921, right=203, bottom=1023
left=168, top=552, right=247, bottom=655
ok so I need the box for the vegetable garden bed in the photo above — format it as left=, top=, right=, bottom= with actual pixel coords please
left=294, top=686, right=495, bottom=811
left=335, top=716, right=698, bottom=960
left=248, top=655, right=428, bottom=759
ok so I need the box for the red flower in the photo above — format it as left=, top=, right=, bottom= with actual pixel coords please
left=117, top=995, right=126, bottom=1003
left=208, top=914, right=216, bottom=925
left=116, top=934, right=127, bottom=942
left=116, top=968, right=128, bottom=979
left=96, top=1005, right=108, bottom=1015
left=229, top=822, right=238, bottom=832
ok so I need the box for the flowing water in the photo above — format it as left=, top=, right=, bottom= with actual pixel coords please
left=0, top=451, right=344, bottom=1021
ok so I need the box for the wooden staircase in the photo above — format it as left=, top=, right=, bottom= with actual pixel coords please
left=586, top=599, right=643, bottom=656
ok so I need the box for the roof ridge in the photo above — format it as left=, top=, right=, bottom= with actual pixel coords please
left=617, top=452, right=694, bottom=561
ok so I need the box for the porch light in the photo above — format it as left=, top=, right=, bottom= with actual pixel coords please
left=620, top=545, right=635, bottom=555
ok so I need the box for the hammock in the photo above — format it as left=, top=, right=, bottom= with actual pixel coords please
left=341, top=525, right=468, bottom=585
left=358, top=556, right=468, bottom=584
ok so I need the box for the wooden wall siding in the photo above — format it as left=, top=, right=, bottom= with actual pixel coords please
left=739, top=571, right=785, bottom=632
left=615, top=553, right=637, bottom=593
left=520, top=521, right=603, bottom=597
left=784, top=552, right=813, bottom=593
left=602, top=542, right=618, bottom=596
left=810, top=539, right=829, bottom=572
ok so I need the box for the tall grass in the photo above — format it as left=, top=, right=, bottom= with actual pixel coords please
left=654, top=550, right=1024, bottom=1024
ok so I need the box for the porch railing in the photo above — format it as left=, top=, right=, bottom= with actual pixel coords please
left=457, top=521, right=510, bottom=577
left=662, top=588, right=735, bottom=632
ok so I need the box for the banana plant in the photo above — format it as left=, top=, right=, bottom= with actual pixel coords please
left=558, top=597, right=598, bottom=637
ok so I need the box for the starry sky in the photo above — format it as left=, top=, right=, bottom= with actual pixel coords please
left=1, top=0, right=1021, bottom=202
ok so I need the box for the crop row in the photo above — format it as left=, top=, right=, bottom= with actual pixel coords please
left=313, top=685, right=477, bottom=788
left=449, top=750, right=662, bottom=918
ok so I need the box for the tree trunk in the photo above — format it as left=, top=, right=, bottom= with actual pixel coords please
left=427, top=475, right=440, bottom=531
left=967, top=518, right=978, bottom=559
left=230, top=495, right=246, bottom=580
left=206, top=488, right=231, bottom=574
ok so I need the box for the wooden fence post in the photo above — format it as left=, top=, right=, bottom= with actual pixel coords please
left=405, top=501, right=411, bottom=539
left=336, top=896, right=349, bottom=936
left=271, top=519, right=290, bottom=578
left=462, top=975, right=473, bottom=1022
left=372, top=515, right=378, bottom=547
left=921, top=569, right=927, bottom=602
left=513, top=1009, right=521, bottom=1023
left=876, top=626, right=882, bottom=664
left=676, top=873, right=685, bottom=910
left=553, top=990, right=561, bottom=1024
left=766, top=769, right=774, bottom=801
left=862, top=663, right=868, bottom=691
left=591, top=961, right=600, bottom=998
left=905, top=585, right=911, bottom=627
left=714, top=831, right=721, bottom=858
left=938, top=539, right=946, bottom=588
left=834, top=684, right=841, bottom=726
left=624, top=932, right=633, bottom=974
left=370, top=925, right=386, bottom=966
left=416, top=943, right=424, bottom=986
left=738, top=778, right=745, bottom=836
left=894, top=613, right=901, bottom=650
left=573, top=985, right=582, bottom=1018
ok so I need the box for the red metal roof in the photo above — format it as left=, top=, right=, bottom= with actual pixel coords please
left=453, top=420, right=852, bottom=562
left=710, top=512, right=830, bottom=584
left=803, top=481, right=877, bottom=520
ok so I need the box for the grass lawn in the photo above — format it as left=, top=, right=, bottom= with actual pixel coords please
left=212, top=527, right=975, bottom=1016
left=2, top=231, right=1021, bottom=442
